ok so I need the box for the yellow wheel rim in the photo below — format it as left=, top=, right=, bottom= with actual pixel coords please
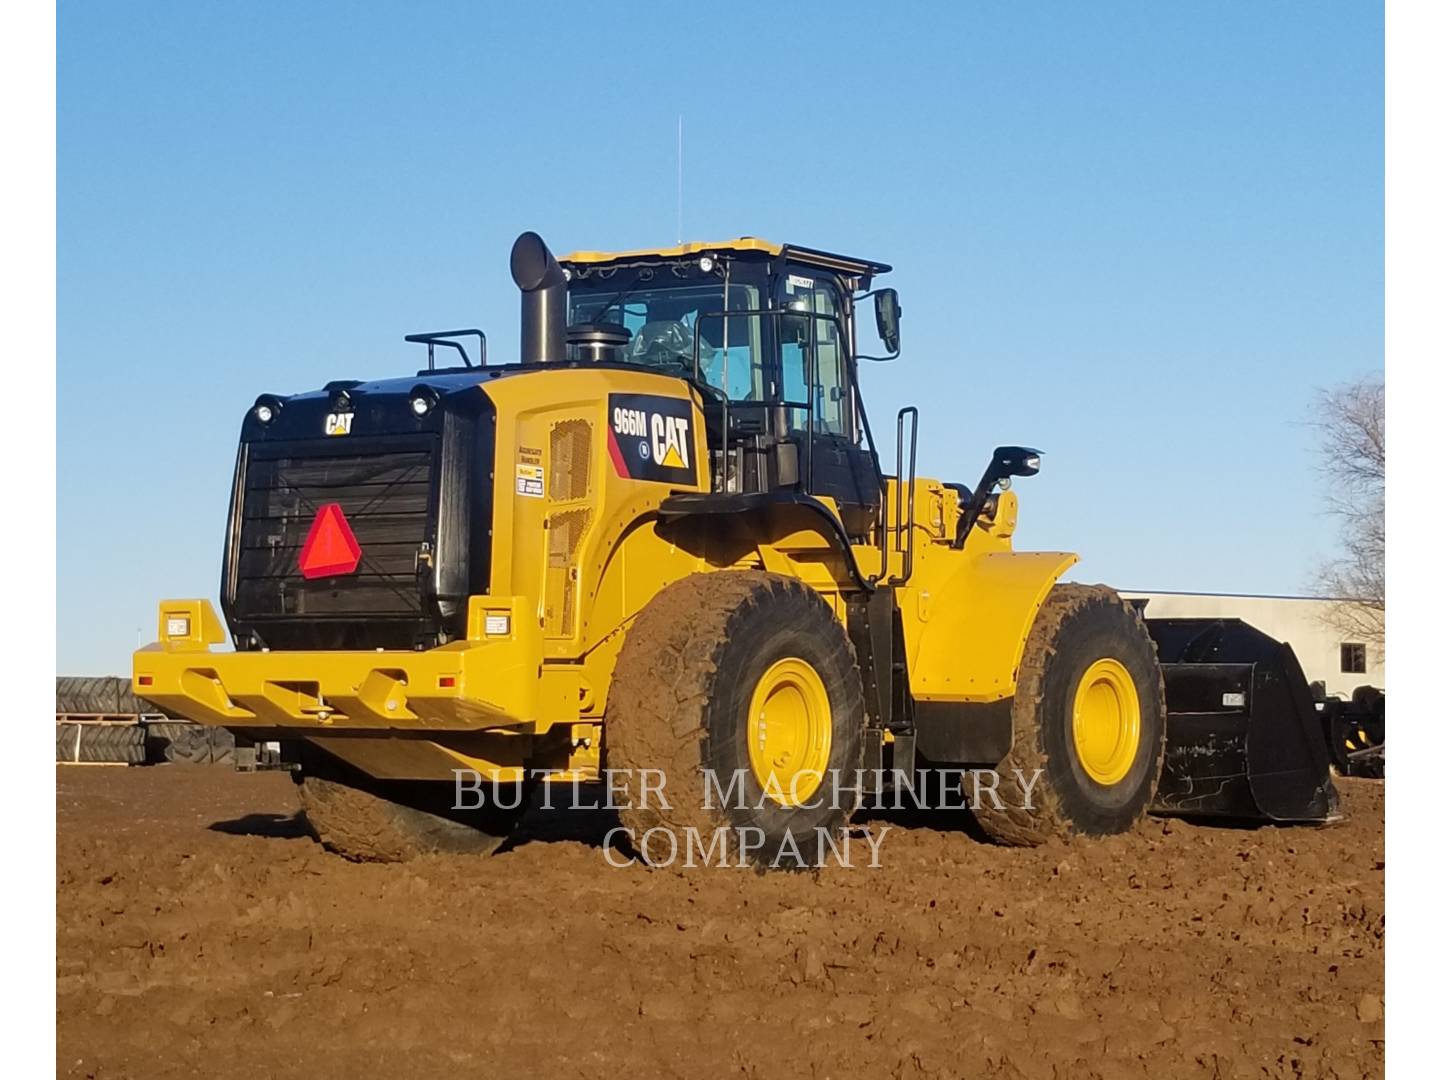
left=746, top=657, right=833, bottom=806
left=1072, top=658, right=1142, bottom=786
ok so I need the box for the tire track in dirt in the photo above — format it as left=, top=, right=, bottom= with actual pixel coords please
left=57, top=767, right=1383, bottom=1079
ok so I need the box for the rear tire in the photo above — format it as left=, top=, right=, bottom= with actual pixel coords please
left=296, top=750, right=529, bottom=862
left=972, top=584, right=1165, bottom=846
left=606, top=571, right=865, bottom=870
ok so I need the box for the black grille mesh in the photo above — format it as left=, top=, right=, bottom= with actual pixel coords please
left=233, top=443, right=434, bottom=621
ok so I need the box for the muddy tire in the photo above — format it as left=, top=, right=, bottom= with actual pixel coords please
left=972, top=584, right=1165, bottom=846
left=296, top=752, right=528, bottom=862
left=606, top=571, right=865, bottom=870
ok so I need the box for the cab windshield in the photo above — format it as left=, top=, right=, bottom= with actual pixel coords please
left=567, top=271, right=764, bottom=403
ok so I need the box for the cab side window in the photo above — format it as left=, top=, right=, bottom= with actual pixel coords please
left=778, top=273, right=850, bottom=438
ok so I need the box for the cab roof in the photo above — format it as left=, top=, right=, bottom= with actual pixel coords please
left=560, top=238, right=892, bottom=280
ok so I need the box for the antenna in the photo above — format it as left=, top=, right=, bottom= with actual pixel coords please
left=677, top=114, right=683, bottom=243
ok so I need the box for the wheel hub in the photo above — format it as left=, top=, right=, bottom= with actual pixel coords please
left=1072, top=657, right=1142, bottom=786
left=746, top=657, right=832, bottom=806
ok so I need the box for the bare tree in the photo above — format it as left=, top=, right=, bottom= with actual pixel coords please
left=1311, top=375, right=1385, bottom=656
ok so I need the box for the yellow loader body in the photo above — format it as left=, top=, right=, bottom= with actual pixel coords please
left=133, top=234, right=1075, bottom=789
left=135, top=359, right=1074, bottom=780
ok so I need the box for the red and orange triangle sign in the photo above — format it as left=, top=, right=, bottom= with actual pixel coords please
left=298, top=503, right=363, bottom=579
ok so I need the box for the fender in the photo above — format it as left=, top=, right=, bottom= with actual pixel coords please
left=904, top=551, right=1079, bottom=704
left=658, top=491, right=872, bottom=592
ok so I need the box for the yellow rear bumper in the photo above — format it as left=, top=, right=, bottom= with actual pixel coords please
left=132, top=598, right=547, bottom=732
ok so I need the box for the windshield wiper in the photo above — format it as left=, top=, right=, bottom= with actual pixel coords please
left=586, top=283, right=643, bottom=328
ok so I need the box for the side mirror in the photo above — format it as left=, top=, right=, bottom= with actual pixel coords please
left=874, top=288, right=901, bottom=354
left=955, top=446, right=1043, bottom=549
left=989, top=445, right=1042, bottom=480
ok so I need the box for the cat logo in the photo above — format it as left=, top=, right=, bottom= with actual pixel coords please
left=652, top=414, right=690, bottom=470
left=607, top=393, right=698, bottom=485
left=324, top=412, right=354, bottom=436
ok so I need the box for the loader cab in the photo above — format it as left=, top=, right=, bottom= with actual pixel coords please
left=561, top=240, right=895, bottom=531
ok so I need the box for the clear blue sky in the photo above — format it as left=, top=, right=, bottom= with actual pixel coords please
left=57, top=1, right=1382, bottom=674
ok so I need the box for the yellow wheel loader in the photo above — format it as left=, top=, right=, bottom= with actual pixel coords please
left=134, top=232, right=1337, bottom=866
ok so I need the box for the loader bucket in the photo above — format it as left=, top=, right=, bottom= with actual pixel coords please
left=1144, top=618, right=1340, bottom=823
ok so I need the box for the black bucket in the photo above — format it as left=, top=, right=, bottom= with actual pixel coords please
left=1145, top=618, right=1340, bottom=823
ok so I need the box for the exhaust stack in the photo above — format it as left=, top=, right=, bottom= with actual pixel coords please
left=510, top=231, right=567, bottom=364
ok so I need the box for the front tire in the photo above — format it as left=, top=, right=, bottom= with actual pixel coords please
left=606, top=571, right=865, bottom=870
left=972, top=584, right=1165, bottom=846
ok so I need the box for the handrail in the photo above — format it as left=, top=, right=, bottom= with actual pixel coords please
left=895, top=406, right=919, bottom=585
left=404, top=329, right=488, bottom=370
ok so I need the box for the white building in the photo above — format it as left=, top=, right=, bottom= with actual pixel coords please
left=1119, top=591, right=1383, bottom=699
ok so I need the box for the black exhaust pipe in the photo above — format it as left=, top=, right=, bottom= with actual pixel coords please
left=510, top=231, right=567, bottom=364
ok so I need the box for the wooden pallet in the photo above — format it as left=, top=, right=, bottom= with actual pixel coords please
left=57, top=761, right=129, bottom=767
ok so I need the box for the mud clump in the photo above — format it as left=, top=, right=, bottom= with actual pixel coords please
left=57, top=767, right=1383, bottom=1079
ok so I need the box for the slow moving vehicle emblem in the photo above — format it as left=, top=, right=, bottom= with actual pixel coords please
left=298, top=503, right=363, bottom=579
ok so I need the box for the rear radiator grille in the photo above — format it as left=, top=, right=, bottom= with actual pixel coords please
left=233, top=444, right=434, bottom=620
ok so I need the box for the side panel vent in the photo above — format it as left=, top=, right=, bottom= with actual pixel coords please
left=543, top=418, right=594, bottom=638
left=545, top=508, right=592, bottom=637
left=549, top=419, right=592, bottom=502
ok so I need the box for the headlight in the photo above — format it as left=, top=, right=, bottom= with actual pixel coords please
left=409, top=384, right=439, bottom=417
left=252, top=394, right=284, bottom=424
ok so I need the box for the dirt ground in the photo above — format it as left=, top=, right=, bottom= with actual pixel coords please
left=57, top=766, right=1383, bottom=1079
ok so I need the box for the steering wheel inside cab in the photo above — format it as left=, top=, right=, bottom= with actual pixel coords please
left=627, top=319, right=696, bottom=369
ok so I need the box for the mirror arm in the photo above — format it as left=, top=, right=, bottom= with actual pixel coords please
left=953, top=464, right=1002, bottom=549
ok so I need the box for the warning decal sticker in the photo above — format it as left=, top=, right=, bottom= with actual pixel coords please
left=606, top=393, right=697, bottom=486
left=515, top=462, right=545, bottom=498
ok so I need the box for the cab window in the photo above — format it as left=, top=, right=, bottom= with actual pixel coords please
left=779, top=273, right=850, bottom=437
left=568, top=277, right=763, bottom=403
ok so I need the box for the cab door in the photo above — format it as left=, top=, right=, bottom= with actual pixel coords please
left=775, top=270, right=881, bottom=518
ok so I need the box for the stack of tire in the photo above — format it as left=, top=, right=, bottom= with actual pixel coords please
left=55, top=676, right=236, bottom=765
left=55, top=675, right=153, bottom=717
left=55, top=720, right=145, bottom=764
left=55, top=676, right=149, bottom=764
